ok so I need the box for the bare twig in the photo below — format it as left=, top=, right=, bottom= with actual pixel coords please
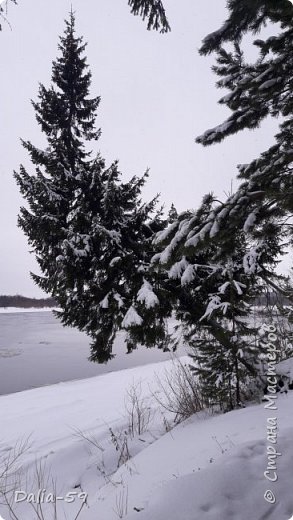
left=152, top=357, right=205, bottom=424
left=113, top=483, right=128, bottom=519
left=125, top=380, right=153, bottom=437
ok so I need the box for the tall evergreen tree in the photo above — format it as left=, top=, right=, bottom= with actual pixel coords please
left=149, top=194, right=266, bottom=408
left=15, top=12, right=165, bottom=362
left=157, top=0, right=293, bottom=405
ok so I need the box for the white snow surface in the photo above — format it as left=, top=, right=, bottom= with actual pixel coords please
left=0, top=307, right=58, bottom=313
left=1, top=358, right=293, bottom=519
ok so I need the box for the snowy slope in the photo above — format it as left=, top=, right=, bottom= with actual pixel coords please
left=1, top=358, right=293, bottom=520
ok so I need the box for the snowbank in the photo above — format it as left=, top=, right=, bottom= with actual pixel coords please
left=1, top=358, right=293, bottom=519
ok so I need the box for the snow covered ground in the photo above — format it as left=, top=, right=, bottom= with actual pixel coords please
left=1, top=357, right=293, bottom=520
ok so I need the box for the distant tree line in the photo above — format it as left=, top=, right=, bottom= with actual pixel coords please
left=0, top=295, right=56, bottom=308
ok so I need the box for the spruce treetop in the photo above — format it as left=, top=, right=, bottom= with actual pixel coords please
left=29, top=11, right=101, bottom=172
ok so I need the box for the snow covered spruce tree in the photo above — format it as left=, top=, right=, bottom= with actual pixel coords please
left=142, top=0, right=293, bottom=406
left=15, top=12, right=169, bottom=361
left=151, top=194, right=266, bottom=409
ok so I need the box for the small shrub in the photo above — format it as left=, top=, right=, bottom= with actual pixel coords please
left=153, top=357, right=205, bottom=424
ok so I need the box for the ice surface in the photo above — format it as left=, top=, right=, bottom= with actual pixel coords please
left=0, top=311, right=183, bottom=395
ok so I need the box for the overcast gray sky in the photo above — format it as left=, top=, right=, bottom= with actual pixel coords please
left=0, top=0, right=281, bottom=297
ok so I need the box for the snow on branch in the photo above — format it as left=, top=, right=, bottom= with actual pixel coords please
left=243, top=243, right=264, bottom=275
left=137, top=279, right=159, bottom=308
left=200, top=295, right=230, bottom=321
left=122, top=306, right=143, bottom=328
left=168, top=257, right=189, bottom=280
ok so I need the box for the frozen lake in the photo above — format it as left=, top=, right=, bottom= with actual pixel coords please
left=0, top=311, right=182, bottom=395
